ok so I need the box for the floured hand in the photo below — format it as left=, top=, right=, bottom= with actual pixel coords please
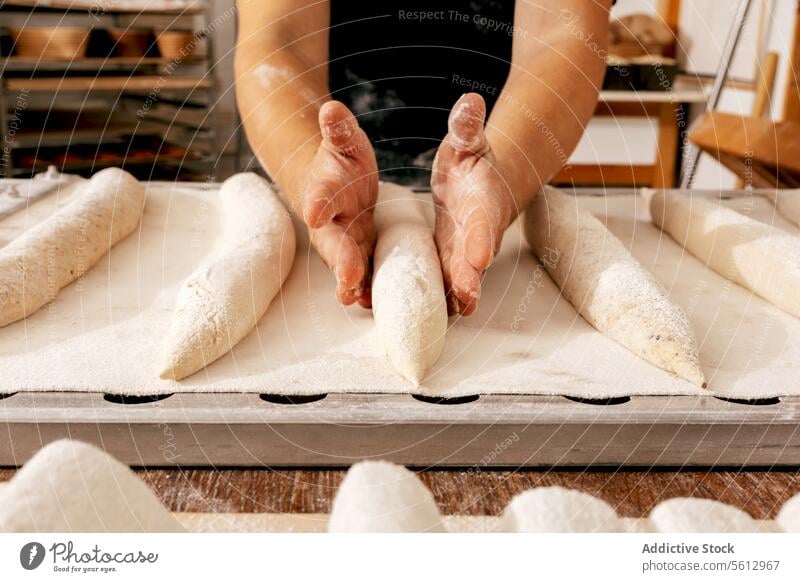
left=432, top=93, right=513, bottom=315
left=304, top=101, right=379, bottom=307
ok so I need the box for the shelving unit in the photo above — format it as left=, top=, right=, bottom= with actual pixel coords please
left=0, top=0, right=220, bottom=180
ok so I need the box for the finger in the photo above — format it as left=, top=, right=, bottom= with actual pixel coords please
left=462, top=204, right=498, bottom=272
left=313, top=223, right=366, bottom=305
left=449, top=252, right=481, bottom=316
left=319, top=100, right=366, bottom=154
left=447, top=93, right=488, bottom=154
left=303, top=181, right=341, bottom=228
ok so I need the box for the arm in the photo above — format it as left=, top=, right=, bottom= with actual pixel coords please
left=234, top=0, right=329, bottom=207
left=432, top=0, right=612, bottom=315
left=488, top=0, right=612, bottom=211
left=235, top=0, right=378, bottom=306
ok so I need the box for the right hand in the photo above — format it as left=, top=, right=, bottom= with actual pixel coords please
left=303, top=101, right=378, bottom=307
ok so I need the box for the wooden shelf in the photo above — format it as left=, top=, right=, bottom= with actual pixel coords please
left=8, top=123, right=166, bottom=147
left=11, top=150, right=209, bottom=174
left=1, top=56, right=207, bottom=67
left=0, top=0, right=203, bottom=15
left=4, top=75, right=212, bottom=91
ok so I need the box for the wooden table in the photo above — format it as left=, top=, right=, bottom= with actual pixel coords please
left=5, top=468, right=798, bottom=519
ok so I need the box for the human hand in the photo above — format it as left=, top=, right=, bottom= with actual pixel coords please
left=303, top=101, right=379, bottom=307
left=432, top=93, right=513, bottom=315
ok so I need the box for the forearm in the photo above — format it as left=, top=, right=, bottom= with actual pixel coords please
left=486, top=1, right=611, bottom=217
left=234, top=1, right=330, bottom=213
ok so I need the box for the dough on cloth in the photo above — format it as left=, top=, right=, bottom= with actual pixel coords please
left=371, top=183, right=448, bottom=386
left=651, top=190, right=800, bottom=318
left=0, top=440, right=182, bottom=532
left=525, top=187, right=705, bottom=387
left=776, top=491, right=800, bottom=532
left=649, top=498, right=758, bottom=533
left=499, top=487, right=624, bottom=532
left=161, top=172, right=295, bottom=380
left=328, top=461, right=445, bottom=532
left=762, top=189, right=800, bottom=229
left=0, top=167, right=144, bottom=327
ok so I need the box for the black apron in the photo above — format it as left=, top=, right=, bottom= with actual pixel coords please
left=329, top=1, right=515, bottom=186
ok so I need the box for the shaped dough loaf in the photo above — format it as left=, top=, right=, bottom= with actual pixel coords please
left=763, top=189, right=800, bottom=229
left=651, top=190, right=800, bottom=318
left=372, top=183, right=447, bottom=386
left=328, top=461, right=445, bottom=533
left=0, top=167, right=144, bottom=327
left=0, top=440, right=182, bottom=532
left=160, top=173, right=295, bottom=380
left=525, top=187, right=705, bottom=387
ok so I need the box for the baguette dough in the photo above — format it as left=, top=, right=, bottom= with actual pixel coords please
left=651, top=190, right=800, bottom=318
left=763, top=189, right=800, bottom=229
left=0, top=440, right=182, bottom=533
left=160, top=173, right=295, bottom=380
left=525, top=187, right=705, bottom=387
left=649, top=498, right=758, bottom=533
left=328, top=461, right=445, bottom=532
left=372, top=183, right=447, bottom=386
left=499, top=488, right=624, bottom=533
left=0, top=167, right=144, bottom=327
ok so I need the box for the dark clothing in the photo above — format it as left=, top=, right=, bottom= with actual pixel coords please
left=329, top=1, right=516, bottom=185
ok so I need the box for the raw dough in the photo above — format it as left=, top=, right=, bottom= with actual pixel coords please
left=371, top=183, right=447, bottom=386
left=328, top=460, right=445, bottom=532
left=649, top=498, right=758, bottom=533
left=525, top=187, right=705, bottom=386
left=651, top=190, right=800, bottom=318
left=0, top=167, right=144, bottom=327
left=0, top=440, right=182, bottom=532
left=160, top=173, right=295, bottom=380
left=776, top=491, right=800, bottom=532
left=499, top=487, right=624, bottom=533
left=763, top=189, right=800, bottom=229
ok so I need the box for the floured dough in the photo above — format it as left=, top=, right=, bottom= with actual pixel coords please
left=649, top=498, right=758, bottom=533
left=0, top=440, right=182, bottom=533
left=525, top=187, right=705, bottom=386
left=328, top=460, right=445, bottom=532
left=0, top=167, right=144, bottom=327
left=372, top=183, right=447, bottom=386
left=651, top=190, right=800, bottom=318
left=763, top=189, right=800, bottom=229
left=499, top=487, right=624, bottom=532
left=161, top=173, right=295, bottom=380
left=776, top=491, right=800, bottom=532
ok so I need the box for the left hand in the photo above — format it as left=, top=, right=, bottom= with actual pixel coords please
left=432, top=93, right=513, bottom=316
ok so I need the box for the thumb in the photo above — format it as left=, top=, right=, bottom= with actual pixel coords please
left=447, top=93, right=488, bottom=154
left=319, top=100, right=366, bottom=154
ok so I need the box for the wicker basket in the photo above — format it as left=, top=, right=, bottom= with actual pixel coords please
left=108, top=28, right=153, bottom=57
left=9, top=26, right=90, bottom=60
left=156, top=30, right=196, bottom=60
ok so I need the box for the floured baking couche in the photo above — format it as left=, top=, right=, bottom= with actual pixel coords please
left=0, top=440, right=794, bottom=533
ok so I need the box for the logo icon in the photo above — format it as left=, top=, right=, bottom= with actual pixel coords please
left=20, top=542, right=46, bottom=570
